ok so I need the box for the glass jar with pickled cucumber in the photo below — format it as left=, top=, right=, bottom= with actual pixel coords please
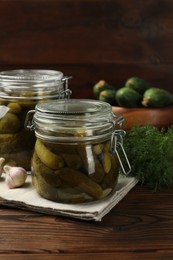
left=26, top=99, right=131, bottom=203
left=0, top=69, right=71, bottom=169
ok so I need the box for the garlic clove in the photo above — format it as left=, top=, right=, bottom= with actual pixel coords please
left=0, top=157, right=5, bottom=177
left=4, top=166, right=27, bottom=189
left=5, top=174, right=16, bottom=189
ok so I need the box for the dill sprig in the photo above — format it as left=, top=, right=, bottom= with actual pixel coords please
left=123, top=125, right=173, bottom=191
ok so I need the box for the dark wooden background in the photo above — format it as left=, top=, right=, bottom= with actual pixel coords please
left=0, top=2, right=173, bottom=258
left=0, top=0, right=173, bottom=98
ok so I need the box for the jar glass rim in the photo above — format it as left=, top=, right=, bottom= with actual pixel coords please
left=26, top=99, right=120, bottom=142
left=0, top=69, right=70, bottom=100
left=34, top=99, right=112, bottom=118
left=0, top=69, right=64, bottom=82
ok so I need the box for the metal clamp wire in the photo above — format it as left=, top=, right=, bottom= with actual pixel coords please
left=111, top=130, right=131, bottom=176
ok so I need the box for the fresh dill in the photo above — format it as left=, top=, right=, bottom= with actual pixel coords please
left=123, top=125, right=173, bottom=191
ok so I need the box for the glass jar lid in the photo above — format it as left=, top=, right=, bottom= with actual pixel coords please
left=26, top=99, right=121, bottom=142
left=35, top=99, right=113, bottom=119
left=0, top=69, right=70, bottom=100
left=0, top=69, right=63, bottom=83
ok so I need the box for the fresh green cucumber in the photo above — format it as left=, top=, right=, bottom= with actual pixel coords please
left=142, top=87, right=173, bottom=108
left=115, top=87, right=142, bottom=107
left=125, top=76, right=151, bottom=95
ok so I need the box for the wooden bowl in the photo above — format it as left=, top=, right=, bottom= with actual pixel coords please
left=112, top=106, right=173, bottom=130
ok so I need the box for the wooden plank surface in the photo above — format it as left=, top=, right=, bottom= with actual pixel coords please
left=0, top=185, right=173, bottom=259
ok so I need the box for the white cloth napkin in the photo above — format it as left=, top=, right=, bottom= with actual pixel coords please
left=0, top=174, right=138, bottom=221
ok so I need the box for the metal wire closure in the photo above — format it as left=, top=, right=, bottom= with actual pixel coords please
left=25, top=111, right=118, bottom=133
left=61, top=76, right=72, bottom=99
left=111, top=129, right=131, bottom=176
left=24, top=110, right=35, bottom=131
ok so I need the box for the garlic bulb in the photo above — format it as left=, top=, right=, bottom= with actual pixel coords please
left=4, top=165, right=27, bottom=189
left=0, top=157, right=5, bottom=177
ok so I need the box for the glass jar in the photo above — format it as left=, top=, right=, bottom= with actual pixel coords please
left=0, top=69, right=71, bottom=169
left=25, top=99, right=131, bottom=204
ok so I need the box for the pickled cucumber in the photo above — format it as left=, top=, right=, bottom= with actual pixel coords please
left=33, top=172, right=94, bottom=203
left=0, top=133, right=21, bottom=153
left=57, top=168, right=103, bottom=199
left=102, top=152, right=112, bottom=174
left=0, top=112, right=21, bottom=133
left=31, top=138, right=119, bottom=202
left=103, top=141, right=111, bottom=152
left=93, top=143, right=103, bottom=155
left=100, top=155, right=119, bottom=189
left=61, top=153, right=82, bottom=170
left=35, top=139, right=64, bottom=170
left=47, top=143, right=77, bottom=154
left=7, top=103, right=22, bottom=114
left=32, top=151, right=62, bottom=187
left=32, top=173, right=60, bottom=201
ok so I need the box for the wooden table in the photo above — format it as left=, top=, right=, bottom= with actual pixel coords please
left=0, top=184, right=173, bottom=260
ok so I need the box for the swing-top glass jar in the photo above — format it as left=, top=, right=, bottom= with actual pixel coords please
left=26, top=99, right=131, bottom=204
left=0, top=69, right=71, bottom=169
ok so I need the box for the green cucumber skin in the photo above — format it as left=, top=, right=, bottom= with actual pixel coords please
left=93, top=80, right=115, bottom=98
left=142, top=87, right=173, bottom=108
left=115, top=87, right=142, bottom=108
left=125, top=77, right=151, bottom=95
left=99, top=89, right=117, bottom=105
